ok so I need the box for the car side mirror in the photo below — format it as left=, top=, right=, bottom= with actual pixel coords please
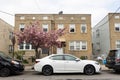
left=75, top=58, right=80, bottom=62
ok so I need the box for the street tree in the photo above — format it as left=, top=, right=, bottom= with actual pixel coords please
left=15, top=22, right=65, bottom=59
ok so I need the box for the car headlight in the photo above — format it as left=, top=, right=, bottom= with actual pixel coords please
left=95, top=62, right=100, bottom=65
left=12, top=60, right=19, bottom=64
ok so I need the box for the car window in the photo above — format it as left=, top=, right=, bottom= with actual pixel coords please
left=108, top=50, right=116, bottom=57
left=64, top=55, right=77, bottom=61
left=116, top=50, right=120, bottom=58
left=50, top=55, right=64, bottom=60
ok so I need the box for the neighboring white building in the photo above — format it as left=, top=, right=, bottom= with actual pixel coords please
left=92, top=13, right=120, bottom=58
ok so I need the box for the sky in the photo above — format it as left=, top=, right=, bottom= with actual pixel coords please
left=0, top=0, right=120, bottom=27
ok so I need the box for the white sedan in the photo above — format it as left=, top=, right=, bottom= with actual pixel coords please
left=34, top=54, right=101, bottom=76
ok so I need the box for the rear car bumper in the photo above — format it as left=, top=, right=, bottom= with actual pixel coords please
left=105, top=63, right=120, bottom=70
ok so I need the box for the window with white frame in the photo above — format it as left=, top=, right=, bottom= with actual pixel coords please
left=81, top=41, right=87, bottom=50
left=58, top=24, right=64, bottom=30
left=115, top=23, right=120, bottom=31
left=70, top=17, right=74, bottom=20
left=42, top=24, right=49, bottom=32
left=81, top=24, right=87, bottom=33
left=19, top=43, right=32, bottom=50
left=19, top=23, right=25, bottom=31
left=32, top=17, right=36, bottom=20
left=81, top=17, right=86, bottom=20
left=20, top=16, right=25, bottom=20
left=43, top=16, right=48, bottom=20
left=76, top=41, right=80, bottom=50
left=116, top=40, right=120, bottom=49
left=69, top=41, right=74, bottom=50
left=69, top=24, right=75, bottom=33
left=115, top=16, right=120, bottom=19
left=59, top=17, right=63, bottom=20
left=69, top=41, right=87, bottom=51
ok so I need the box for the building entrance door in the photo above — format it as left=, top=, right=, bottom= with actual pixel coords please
left=57, top=48, right=63, bottom=54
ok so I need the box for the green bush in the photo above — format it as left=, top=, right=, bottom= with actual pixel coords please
left=23, top=59, right=29, bottom=64
left=80, top=56, right=88, bottom=60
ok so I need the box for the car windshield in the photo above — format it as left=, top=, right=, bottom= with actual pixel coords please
left=0, top=52, right=12, bottom=60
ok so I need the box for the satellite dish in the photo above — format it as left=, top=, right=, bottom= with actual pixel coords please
left=59, top=11, right=63, bottom=14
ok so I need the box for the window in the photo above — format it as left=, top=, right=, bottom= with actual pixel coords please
left=116, top=40, right=120, bottom=49
left=50, top=55, right=63, bottom=60
left=9, top=45, right=13, bottom=53
left=70, top=17, right=74, bottom=20
left=81, top=41, right=87, bottom=50
left=43, top=16, right=48, bottom=20
left=115, top=16, right=120, bottom=19
left=19, top=23, right=25, bottom=31
left=20, top=16, right=25, bottom=20
left=59, top=17, right=63, bottom=20
left=42, top=24, right=48, bottom=32
left=81, top=17, right=86, bottom=20
left=64, top=55, right=76, bottom=61
left=76, top=41, right=80, bottom=50
left=69, top=41, right=87, bottom=51
left=19, top=43, right=32, bottom=50
left=69, top=41, right=74, bottom=50
left=115, top=23, right=120, bottom=31
left=19, top=43, right=24, bottom=49
left=25, top=43, right=30, bottom=50
left=69, top=24, right=75, bottom=33
left=96, top=29, right=100, bottom=37
left=42, top=48, right=49, bottom=54
left=32, top=17, right=36, bottom=20
left=81, top=24, right=87, bottom=33
left=9, top=32, right=13, bottom=39
left=58, top=24, right=64, bottom=30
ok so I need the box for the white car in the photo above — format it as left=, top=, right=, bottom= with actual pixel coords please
left=34, top=54, right=101, bottom=76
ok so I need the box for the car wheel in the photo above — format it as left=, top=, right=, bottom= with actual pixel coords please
left=114, top=69, right=120, bottom=73
left=0, top=68, right=10, bottom=77
left=84, top=65, right=95, bottom=75
left=42, top=65, right=53, bottom=76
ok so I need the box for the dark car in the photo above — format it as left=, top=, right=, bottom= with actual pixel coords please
left=0, top=51, right=24, bottom=77
left=105, top=49, right=120, bottom=72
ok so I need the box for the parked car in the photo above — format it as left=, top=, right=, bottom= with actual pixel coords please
left=0, top=51, right=24, bottom=77
left=34, top=54, right=101, bottom=76
left=106, top=49, right=120, bottom=72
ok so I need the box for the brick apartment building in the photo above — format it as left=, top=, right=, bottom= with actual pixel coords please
left=15, top=14, right=92, bottom=59
left=92, top=13, right=120, bottom=58
left=0, top=18, right=13, bottom=54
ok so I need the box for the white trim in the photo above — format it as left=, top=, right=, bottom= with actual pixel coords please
left=81, top=24, right=87, bottom=33
left=42, top=24, right=49, bottom=32
left=69, top=41, right=87, bottom=51
left=69, top=24, right=76, bottom=33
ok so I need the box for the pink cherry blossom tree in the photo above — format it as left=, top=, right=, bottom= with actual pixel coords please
left=15, top=22, right=65, bottom=59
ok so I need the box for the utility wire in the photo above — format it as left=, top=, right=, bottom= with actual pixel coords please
left=34, top=0, right=41, bottom=12
left=94, top=6, right=120, bottom=29
left=0, top=10, right=14, bottom=16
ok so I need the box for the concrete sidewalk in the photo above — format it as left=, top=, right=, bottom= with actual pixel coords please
left=101, top=65, right=108, bottom=71
left=24, top=65, right=109, bottom=71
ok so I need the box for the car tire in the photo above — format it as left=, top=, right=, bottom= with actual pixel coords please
left=42, top=65, right=53, bottom=76
left=114, top=69, right=120, bottom=73
left=0, top=68, right=10, bottom=77
left=84, top=65, right=95, bottom=75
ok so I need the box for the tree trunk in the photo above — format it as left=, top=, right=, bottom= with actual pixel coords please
left=35, top=48, right=41, bottom=59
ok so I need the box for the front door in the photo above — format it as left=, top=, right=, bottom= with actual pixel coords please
left=57, top=48, right=63, bottom=54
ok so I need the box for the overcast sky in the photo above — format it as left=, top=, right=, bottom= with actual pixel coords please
left=0, top=0, right=120, bottom=27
